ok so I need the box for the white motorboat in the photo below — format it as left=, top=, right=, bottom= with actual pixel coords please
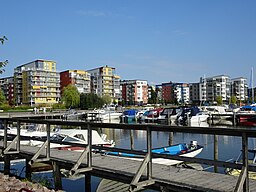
left=177, top=106, right=209, bottom=125
left=157, top=107, right=181, bottom=124
left=1, top=125, right=115, bottom=151
left=93, top=109, right=122, bottom=121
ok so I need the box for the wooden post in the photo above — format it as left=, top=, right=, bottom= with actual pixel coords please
left=25, top=158, right=32, bottom=180
left=87, top=124, right=92, bottom=167
left=187, top=113, right=190, bottom=126
left=242, top=133, right=249, bottom=192
left=46, top=122, right=50, bottom=159
left=52, top=161, right=62, bottom=190
left=84, top=173, right=91, bottom=192
left=3, top=155, right=10, bottom=175
left=17, top=120, right=20, bottom=152
left=233, top=113, right=236, bottom=127
left=214, top=135, right=218, bottom=173
left=147, top=127, right=152, bottom=179
left=3, top=119, right=7, bottom=148
left=167, top=110, right=170, bottom=125
left=168, top=111, right=173, bottom=145
left=130, top=129, right=134, bottom=150
left=169, top=132, right=173, bottom=146
left=211, top=114, right=214, bottom=125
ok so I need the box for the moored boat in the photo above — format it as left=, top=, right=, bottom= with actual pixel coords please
left=225, top=149, right=256, bottom=179
left=157, top=107, right=181, bottom=124
left=177, top=106, right=209, bottom=125
left=119, top=109, right=138, bottom=123
left=144, top=108, right=163, bottom=123
left=105, top=140, right=203, bottom=166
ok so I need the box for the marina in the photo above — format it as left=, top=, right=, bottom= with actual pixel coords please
left=0, top=117, right=256, bottom=191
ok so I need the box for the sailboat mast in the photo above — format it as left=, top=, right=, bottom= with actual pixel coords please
left=251, top=67, right=254, bottom=103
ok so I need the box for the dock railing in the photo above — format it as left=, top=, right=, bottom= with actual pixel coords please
left=1, top=117, right=256, bottom=192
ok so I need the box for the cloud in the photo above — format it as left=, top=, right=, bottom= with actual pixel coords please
left=77, top=10, right=108, bottom=17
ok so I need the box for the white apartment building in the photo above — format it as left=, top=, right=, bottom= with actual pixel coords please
left=203, top=75, right=231, bottom=103
left=231, top=77, right=248, bottom=102
left=174, top=84, right=190, bottom=104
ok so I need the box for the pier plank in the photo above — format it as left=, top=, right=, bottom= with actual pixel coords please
left=1, top=142, right=256, bottom=191
left=17, top=146, right=256, bottom=191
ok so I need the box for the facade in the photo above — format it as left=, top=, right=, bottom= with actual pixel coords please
left=189, top=79, right=207, bottom=105
left=201, top=75, right=231, bottom=103
left=87, top=65, right=121, bottom=102
left=231, top=77, right=248, bottom=103
left=0, top=76, right=14, bottom=105
left=121, top=80, right=148, bottom=105
left=60, top=70, right=91, bottom=94
left=156, top=82, right=190, bottom=104
left=14, top=60, right=60, bottom=106
left=174, top=83, right=190, bottom=104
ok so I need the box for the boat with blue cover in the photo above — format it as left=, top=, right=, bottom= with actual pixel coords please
left=119, top=109, right=138, bottom=123
left=105, top=140, right=203, bottom=165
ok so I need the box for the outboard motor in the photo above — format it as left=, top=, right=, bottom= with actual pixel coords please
left=189, top=140, right=198, bottom=150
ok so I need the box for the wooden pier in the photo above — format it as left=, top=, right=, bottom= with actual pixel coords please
left=0, top=118, right=256, bottom=192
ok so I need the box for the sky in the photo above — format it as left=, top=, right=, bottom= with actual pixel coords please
left=1, top=0, right=256, bottom=85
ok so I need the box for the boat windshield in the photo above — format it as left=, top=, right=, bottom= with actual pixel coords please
left=63, top=136, right=82, bottom=143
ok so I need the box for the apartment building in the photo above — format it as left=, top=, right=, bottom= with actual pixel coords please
left=60, top=70, right=91, bottom=94
left=201, top=75, right=231, bottom=103
left=121, top=80, right=148, bottom=105
left=14, top=60, right=60, bottom=106
left=156, top=82, right=190, bottom=104
left=174, top=83, right=190, bottom=104
left=231, top=77, right=248, bottom=102
left=0, top=76, right=14, bottom=105
left=87, top=65, right=121, bottom=102
left=189, top=79, right=207, bottom=105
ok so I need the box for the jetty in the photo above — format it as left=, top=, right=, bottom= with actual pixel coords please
left=0, top=117, right=255, bottom=192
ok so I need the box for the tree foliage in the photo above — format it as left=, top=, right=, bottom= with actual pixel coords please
left=0, top=36, right=8, bottom=74
left=61, top=85, right=80, bottom=108
left=148, top=88, right=157, bottom=104
left=215, top=96, right=223, bottom=106
left=80, top=93, right=104, bottom=109
left=102, top=95, right=112, bottom=105
left=230, top=96, right=237, bottom=105
left=0, top=89, right=6, bottom=106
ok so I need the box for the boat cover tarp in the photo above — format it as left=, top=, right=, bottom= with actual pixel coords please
left=123, top=109, right=137, bottom=116
left=241, top=105, right=256, bottom=112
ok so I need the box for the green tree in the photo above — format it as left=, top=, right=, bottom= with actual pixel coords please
left=230, top=96, right=237, bottom=105
left=61, top=85, right=80, bottom=108
left=102, top=95, right=112, bottom=105
left=215, top=96, right=223, bottom=106
left=0, top=36, right=8, bottom=74
left=80, top=93, right=104, bottom=109
left=148, top=88, right=157, bottom=104
left=0, top=89, right=6, bottom=106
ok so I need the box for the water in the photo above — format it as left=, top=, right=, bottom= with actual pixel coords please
left=3, top=120, right=256, bottom=192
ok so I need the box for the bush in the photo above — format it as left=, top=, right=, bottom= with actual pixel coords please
left=51, top=103, right=66, bottom=110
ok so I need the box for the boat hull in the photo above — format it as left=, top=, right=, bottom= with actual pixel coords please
left=105, top=143, right=203, bottom=166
